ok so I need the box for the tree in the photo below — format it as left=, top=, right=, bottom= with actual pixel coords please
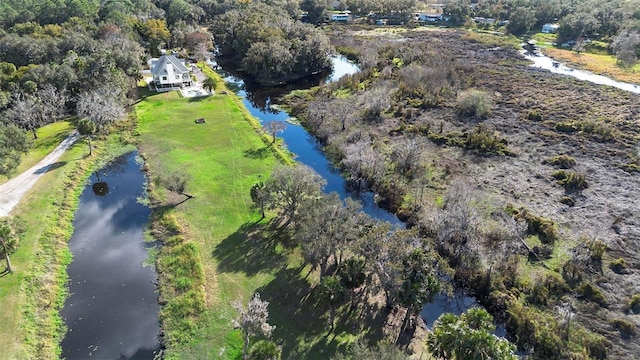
left=506, top=7, right=537, bottom=35
left=300, top=0, right=329, bottom=24
left=250, top=181, right=269, bottom=219
left=427, top=308, right=518, bottom=360
left=443, top=0, right=471, bottom=26
left=0, top=222, right=18, bottom=273
left=262, top=164, right=326, bottom=227
left=233, top=293, right=276, bottom=360
left=76, top=88, right=125, bottom=132
left=298, top=194, right=362, bottom=279
left=160, top=170, right=194, bottom=203
left=76, top=118, right=96, bottom=155
left=612, top=31, right=640, bottom=68
left=202, top=76, right=217, bottom=93
left=263, top=121, right=287, bottom=144
left=337, top=257, right=367, bottom=308
left=397, top=248, right=440, bottom=331
left=0, top=124, right=32, bottom=177
left=315, top=275, right=347, bottom=332
left=4, top=93, right=42, bottom=139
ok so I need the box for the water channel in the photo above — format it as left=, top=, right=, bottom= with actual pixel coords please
left=60, top=152, right=161, bottom=359
left=521, top=49, right=640, bottom=94
left=210, top=55, right=501, bottom=330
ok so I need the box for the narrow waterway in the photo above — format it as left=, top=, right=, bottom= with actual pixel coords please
left=60, top=152, right=161, bottom=360
left=211, top=56, right=503, bottom=329
left=522, top=49, right=640, bottom=94
left=213, top=55, right=401, bottom=225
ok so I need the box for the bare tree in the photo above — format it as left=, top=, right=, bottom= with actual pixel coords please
left=76, top=87, right=125, bottom=131
left=612, top=30, right=640, bottom=68
left=391, top=136, right=425, bottom=179
left=341, top=140, right=386, bottom=187
left=359, top=85, right=391, bottom=123
left=4, top=93, right=41, bottom=139
left=233, top=293, right=275, bottom=360
left=263, top=121, right=287, bottom=144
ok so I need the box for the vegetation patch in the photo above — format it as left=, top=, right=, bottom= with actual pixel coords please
left=543, top=154, right=576, bottom=169
left=627, top=294, right=640, bottom=314
left=551, top=170, right=589, bottom=193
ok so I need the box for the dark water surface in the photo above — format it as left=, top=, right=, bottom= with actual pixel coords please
left=60, top=152, right=161, bottom=360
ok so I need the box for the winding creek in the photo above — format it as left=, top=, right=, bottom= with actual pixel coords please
left=60, top=152, right=161, bottom=359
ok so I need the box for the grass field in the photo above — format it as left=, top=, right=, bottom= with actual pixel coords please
left=0, top=120, right=74, bottom=186
left=136, top=70, right=378, bottom=358
left=0, top=120, right=136, bottom=359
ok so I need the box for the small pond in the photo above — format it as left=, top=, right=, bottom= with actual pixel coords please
left=60, top=152, right=161, bottom=360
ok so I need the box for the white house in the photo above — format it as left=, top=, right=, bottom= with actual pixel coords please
left=149, top=55, right=192, bottom=92
left=329, top=11, right=352, bottom=22
left=542, top=23, right=559, bottom=34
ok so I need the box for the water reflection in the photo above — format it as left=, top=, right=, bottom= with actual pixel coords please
left=522, top=49, right=640, bottom=94
left=61, top=152, right=161, bottom=360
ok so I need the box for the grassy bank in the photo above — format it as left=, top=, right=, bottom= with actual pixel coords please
left=137, top=70, right=365, bottom=359
left=0, top=120, right=136, bottom=359
left=542, top=47, right=640, bottom=85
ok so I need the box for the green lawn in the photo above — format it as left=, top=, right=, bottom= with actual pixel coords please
left=0, top=120, right=75, bottom=186
left=136, top=82, right=366, bottom=359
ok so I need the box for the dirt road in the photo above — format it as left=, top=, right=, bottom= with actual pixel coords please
left=0, top=131, right=79, bottom=217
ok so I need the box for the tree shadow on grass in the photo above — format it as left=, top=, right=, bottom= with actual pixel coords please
left=212, top=220, right=288, bottom=276
left=256, top=267, right=392, bottom=359
left=34, top=161, right=67, bottom=174
left=243, top=146, right=271, bottom=160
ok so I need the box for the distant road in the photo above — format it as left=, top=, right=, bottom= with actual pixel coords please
left=0, top=131, right=79, bottom=217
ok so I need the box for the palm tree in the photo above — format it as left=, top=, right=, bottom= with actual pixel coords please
left=0, top=223, right=16, bottom=273
left=316, top=276, right=347, bottom=332
left=203, top=77, right=217, bottom=93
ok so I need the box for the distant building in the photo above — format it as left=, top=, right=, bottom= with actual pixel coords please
left=329, top=11, right=352, bottom=22
left=542, top=23, right=559, bottom=33
left=414, top=12, right=442, bottom=22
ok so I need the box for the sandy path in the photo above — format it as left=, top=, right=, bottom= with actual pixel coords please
left=0, top=131, right=80, bottom=217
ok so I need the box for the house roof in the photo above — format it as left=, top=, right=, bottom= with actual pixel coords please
left=151, top=55, right=190, bottom=76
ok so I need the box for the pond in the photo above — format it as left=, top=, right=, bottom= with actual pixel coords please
left=521, top=48, right=640, bottom=94
left=60, top=152, right=161, bottom=360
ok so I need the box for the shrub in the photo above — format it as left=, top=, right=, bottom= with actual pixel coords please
left=552, top=170, right=588, bottom=193
left=544, top=154, right=576, bottom=169
left=627, top=294, right=640, bottom=314
left=456, top=89, right=492, bottom=119
left=249, top=340, right=281, bottom=360
left=556, top=121, right=579, bottom=133
left=577, top=283, right=607, bottom=306
left=465, top=125, right=510, bottom=156
left=589, top=240, right=607, bottom=262
left=608, top=258, right=627, bottom=274
left=610, top=318, right=637, bottom=338
left=527, top=111, right=542, bottom=121
left=509, top=207, right=558, bottom=245
left=559, top=196, right=575, bottom=206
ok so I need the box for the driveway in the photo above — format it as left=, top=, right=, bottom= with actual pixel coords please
left=0, top=131, right=80, bottom=217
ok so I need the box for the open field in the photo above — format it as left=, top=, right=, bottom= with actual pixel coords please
left=136, top=76, right=382, bottom=359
